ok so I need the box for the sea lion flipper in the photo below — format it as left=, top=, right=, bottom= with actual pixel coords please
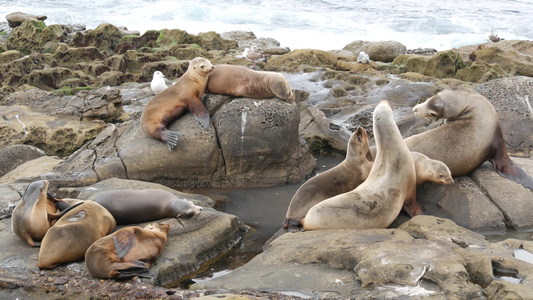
left=161, top=129, right=183, bottom=150
left=48, top=202, right=84, bottom=222
left=192, top=110, right=210, bottom=130
left=113, top=230, right=135, bottom=259
left=114, top=261, right=152, bottom=279
left=493, top=160, right=533, bottom=191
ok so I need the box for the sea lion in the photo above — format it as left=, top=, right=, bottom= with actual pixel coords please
left=206, top=64, right=294, bottom=103
left=85, top=222, right=171, bottom=279
left=38, top=200, right=116, bottom=269
left=283, top=127, right=373, bottom=232
left=411, top=152, right=454, bottom=185
left=141, top=57, right=215, bottom=150
left=93, top=189, right=202, bottom=225
left=11, top=180, right=81, bottom=247
left=302, top=100, right=416, bottom=230
left=408, top=86, right=533, bottom=191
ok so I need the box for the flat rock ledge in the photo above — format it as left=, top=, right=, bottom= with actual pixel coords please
left=192, top=215, right=533, bottom=299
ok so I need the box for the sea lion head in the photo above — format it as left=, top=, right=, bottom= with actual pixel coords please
left=347, top=127, right=373, bottom=163
left=189, top=57, right=215, bottom=77
left=144, top=222, right=171, bottom=234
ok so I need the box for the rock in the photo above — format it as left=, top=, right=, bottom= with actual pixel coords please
left=0, top=156, right=63, bottom=184
left=138, top=60, right=190, bottom=82
left=220, top=31, right=257, bottom=42
left=154, top=44, right=211, bottom=61
left=269, top=49, right=342, bottom=70
left=0, top=53, right=57, bottom=90
left=93, top=71, right=126, bottom=88
left=20, top=67, right=74, bottom=90
left=71, top=23, right=123, bottom=52
left=392, top=50, right=466, bottom=78
left=455, top=60, right=506, bottom=83
left=54, top=46, right=105, bottom=68
left=406, top=48, right=438, bottom=56
left=197, top=31, right=238, bottom=51
left=0, top=50, right=21, bottom=64
left=343, top=40, right=407, bottom=62
left=192, top=216, right=501, bottom=299
left=0, top=145, right=46, bottom=177
left=0, top=105, right=106, bottom=157
left=5, top=12, right=47, bottom=28
left=6, top=19, right=48, bottom=54
left=474, top=76, right=533, bottom=157
left=156, top=29, right=199, bottom=47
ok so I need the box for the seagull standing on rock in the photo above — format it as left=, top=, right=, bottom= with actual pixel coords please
left=485, top=28, right=502, bottom=43
left=150, top=71, right=171, bottom=94
left=357, top=51, right=370, bottom=64
left=242, top=46, right=268, bottom=68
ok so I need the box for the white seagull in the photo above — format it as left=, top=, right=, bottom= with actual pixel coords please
left=486, top=28, right=501, bottom=43
left=357, top=51, right=370, bottom=64
left=150, top=71, right=171, bottom=94
left=242, top=46, right=268, bottom=68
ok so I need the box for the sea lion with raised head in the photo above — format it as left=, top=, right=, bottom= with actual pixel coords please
left=93, top=189, right=202, bottom=225
left=85, top=222, right=171, bottom=279
left=283, top=127, right=373, bottom=232
left=302, top=100, right=417, bottom=230
left=141, top=57, right=215, bottom=150
left=408, top=86, right=533, bottom=191
left=11, top=180, right=81, bottom=247
left=207, top=64, right=294, bottom=103
left=38, top=200, right=116, bottom=269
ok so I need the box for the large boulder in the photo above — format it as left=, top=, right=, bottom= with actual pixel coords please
left=5, top=12, right=47, bottom=28
left=71, top=23, right=123, bottom=52
left=0, top=145, right=46, bottom=177
left=474, top=76, right=533, bottom=157
left=343, top=40, right=407, bottom=62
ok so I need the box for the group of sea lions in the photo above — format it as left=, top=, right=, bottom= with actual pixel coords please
left=141, top=57, right=294, bottom=150
left=283, top=86, right=533, bottom=232
left=11, top=181, right=202, bottom=279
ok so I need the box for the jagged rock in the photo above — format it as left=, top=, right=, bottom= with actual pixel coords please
left=5, top=12, right=47, bottom=28
left=269, top=49, right=342, bottom=69
left=154, top=44, right=212, bottom=61
left=6, top=19, right=48, bottom=54
left=474, top=76, right=533, bottom=156
left=156, top=29, right=199, bottom=47
left=0, top=50, right=21, bottom=64
left=71, top=23, right=123, bottom=52
left=115, top=29, right=161, bottom=53
left=20, top=67, right=73, bottom=90
left=392, top=50, right=466, bottom=78
left=0, top=156, right=63, bottom=184
left=454, top=60, right=506, bottom=83
left=0, top=53, right=57, bottom=88
left=197, top=31, right=238, bottom=51
left=343, top=40, right=407, bottom=62
left=54, top=46, right=105, bottom=68
left=0, top=145, right=46, bottom=177
left=93, top=71, right=126, bottom=88
left=138, top=60, right=189, bottom=82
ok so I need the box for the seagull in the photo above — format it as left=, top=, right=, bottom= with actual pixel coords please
left=485, top=28, right=502, bottom=43
left=356, top=51, right=370, bottom=64
left=150, top=71, right=172, bottom=94
left=242, top=46, right=268, bottom=68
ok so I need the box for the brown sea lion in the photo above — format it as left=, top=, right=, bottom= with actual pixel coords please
left=93, top=189, right=202, bottom=225
left=302, top=100, right=417, bottom=230
left=411, top=152, right=454, bottom=185
left=85, top=222, right=171, bottom=279
left=408, top=86, right=533, bottom=191
left=206, top=64, right=294, bottom=103
left=38, top=200, right=116, bottom=269
left=11, top=180, right=81, bottom=247
left=141, top=57, right=215, bottom=150
left=283, top=127, right=373, bottom=232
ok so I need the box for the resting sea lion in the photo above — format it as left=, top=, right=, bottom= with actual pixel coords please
left=283, top=127, right=373, bottom=232
left=302, top=100, right=416, bottom=230
left=11, top=180, right=81, bottom=247
left=408, top=86, right=533, bottom=191
left=207, top=64, right=294, bottom=102
left=38, top=200, right=116, bottom=269
left=93, top=189, right=202, bottom=225
left=411, top=152, right=454, bottom=185
left=141, top=57, right=215, bottom=150
left=85, top=222, right=171, bottom=279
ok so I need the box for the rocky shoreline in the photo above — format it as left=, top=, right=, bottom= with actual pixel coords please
left=1, top=11, right=533, bottom=299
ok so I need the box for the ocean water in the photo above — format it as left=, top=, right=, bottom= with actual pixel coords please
left=1, top=0, right=532, bottom=51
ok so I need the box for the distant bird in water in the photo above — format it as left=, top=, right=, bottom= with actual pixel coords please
left=150, top=71, right=171, bottom=94
left=485, top=28, right=502, bottom=43
left=242, top=46, right=268, bottom=68
left=356, top=51, right=370, bottom=64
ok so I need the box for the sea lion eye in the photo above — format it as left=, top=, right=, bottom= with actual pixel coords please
left=357, top=136, right=362, bottom=142
left=200, top=64, right=205, bottom=69
left=430, top=112, right=437, bottom=117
